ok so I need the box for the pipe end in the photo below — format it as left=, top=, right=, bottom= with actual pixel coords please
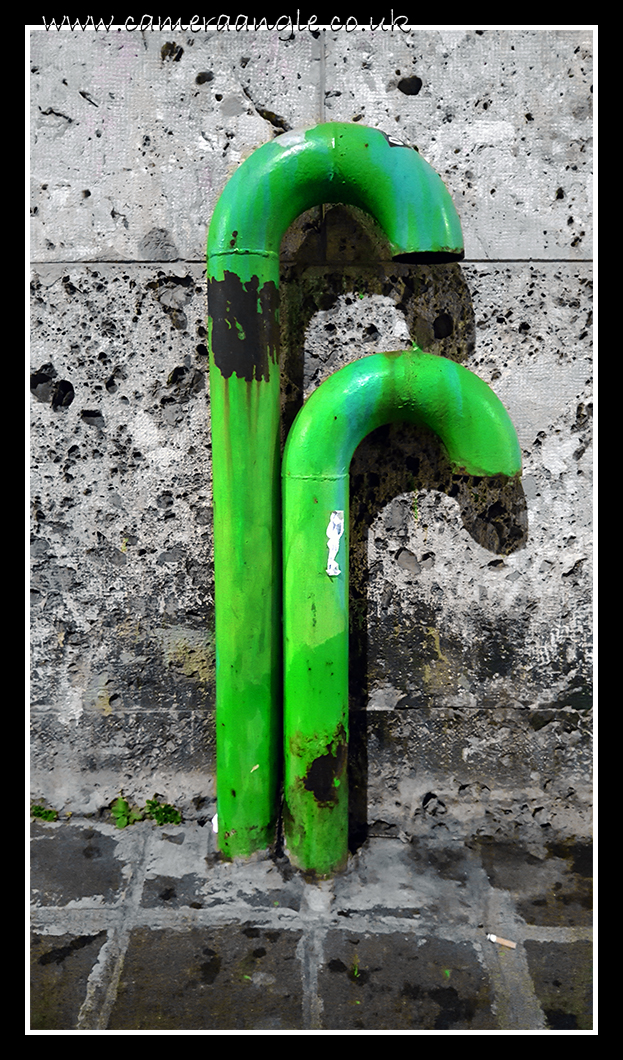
left=393, top=250, right=465, bottom=264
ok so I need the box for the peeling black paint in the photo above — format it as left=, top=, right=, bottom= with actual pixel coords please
left=303, top=727, right=347, bottom=805
left=377, top=130, right=417, bottom=150
left=208, top=271, right=279, bottom=382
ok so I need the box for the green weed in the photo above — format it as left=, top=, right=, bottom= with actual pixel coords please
left=111, top=797, right=143, bottom=829
left=111, top=795, right=182, bottom=828
left=31, top=795, right=182, bottom=829
left=31, top=804, right=58, bottom=822
left=143, top=798, right=182, bottom=826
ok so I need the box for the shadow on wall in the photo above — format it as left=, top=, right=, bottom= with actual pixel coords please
left=280, top=203, right=478, bottom=440
left=347, top=427, right=527, bottom=850
left=279, top=205, right=528, bottom=854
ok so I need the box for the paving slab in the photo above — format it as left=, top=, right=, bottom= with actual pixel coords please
left=108, top=925, right=304, bottom=1031
left=318, top=933, right=495, bottom=1030
left=30, top=818, right=593, bottom=1031
left=524, top=941, right=593, bottom=1031
left=30, top=930, right=109, bottom=1031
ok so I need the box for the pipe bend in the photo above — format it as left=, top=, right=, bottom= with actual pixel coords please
left=207, top=122, right=464, bottom=265
left=283, top=349, right=522, bottom=481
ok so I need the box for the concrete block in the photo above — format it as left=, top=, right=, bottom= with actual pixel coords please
left=31, top=29, right=592, bottom=262
left=30, top=254, right=592, bottom=815
left=323, top=28, right=592, bottom=260
left=30, top=29, right=323, bottom=261
left=358, top=707, right=592, bottom=841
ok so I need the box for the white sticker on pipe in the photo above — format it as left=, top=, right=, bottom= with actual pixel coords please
left=326, top=510, right=345, bottom=576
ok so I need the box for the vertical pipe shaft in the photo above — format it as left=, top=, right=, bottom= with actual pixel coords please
left=208, top=253, right=282, bottom=856
left=282, top=472, right=351, bottom=874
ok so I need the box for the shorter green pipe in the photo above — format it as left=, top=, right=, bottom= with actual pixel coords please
left=282, top=348, right=521, bottom=876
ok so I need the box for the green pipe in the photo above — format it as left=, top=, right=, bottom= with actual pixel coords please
left=282, top=348, right=521, bottom=876
left=207, top=123, right=464, bottom=858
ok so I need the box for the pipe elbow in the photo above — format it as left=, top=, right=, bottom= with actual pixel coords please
left=329, top=125, right=464, bottom=259
left=283, top=350, right=522, bottom=481
left=207, top=123, right=464, bottom=266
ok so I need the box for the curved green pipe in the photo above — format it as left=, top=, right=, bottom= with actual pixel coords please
left=282, top=348, right=521, bottom=876
left=207, top=123, right=464, bottom=858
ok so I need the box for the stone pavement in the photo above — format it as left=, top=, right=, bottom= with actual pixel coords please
left=30, top=815, right=593, bottom=1031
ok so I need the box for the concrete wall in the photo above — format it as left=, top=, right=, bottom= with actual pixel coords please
left=30, top=27, right=593, bottom=844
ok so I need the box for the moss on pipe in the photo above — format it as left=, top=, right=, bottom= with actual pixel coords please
left=282, top=349, right=521, bottom=875
left=207, top=124, right=464, bottom=859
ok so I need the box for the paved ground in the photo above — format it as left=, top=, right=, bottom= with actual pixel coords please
left=30, top=817, right=593, bottom=1032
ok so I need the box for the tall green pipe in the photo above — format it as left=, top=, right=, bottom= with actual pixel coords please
left=207, top=123, right=464, bottom=858
left=282, top=348, right=521, bottom=875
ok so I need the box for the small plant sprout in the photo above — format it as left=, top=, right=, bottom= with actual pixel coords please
left=111, top=797, right=143, bottom=829
left=31, top=804, right=59, bottom=822
left=143, top=797, right=182, bottom=826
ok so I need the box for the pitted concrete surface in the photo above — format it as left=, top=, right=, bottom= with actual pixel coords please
left=30, top=818, right=592, bottom=1030
left=30, top=28, right=593, bottom=817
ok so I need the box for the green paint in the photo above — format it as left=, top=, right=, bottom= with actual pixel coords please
left=207, top=123, right=464, bottom=859
left=282, top=349, right=521, bottom=874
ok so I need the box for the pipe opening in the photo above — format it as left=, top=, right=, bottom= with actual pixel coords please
left=393, top=251, right=465, bottom=264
